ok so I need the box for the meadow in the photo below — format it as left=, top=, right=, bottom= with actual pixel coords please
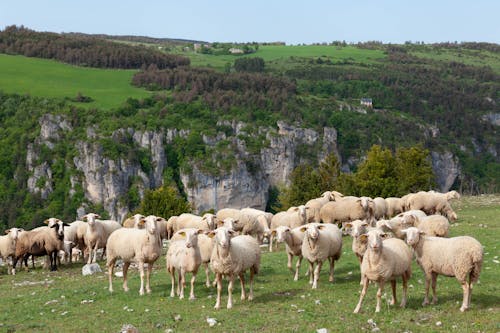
left=0, top=196, right=498, bottom=332
left=0, top=54, right=150, bottom=109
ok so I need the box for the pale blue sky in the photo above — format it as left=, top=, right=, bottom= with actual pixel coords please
left=1, top=1, right=499, bottom=44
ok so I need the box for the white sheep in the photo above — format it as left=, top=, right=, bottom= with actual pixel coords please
left=319, top=197, right=374, bottom=225
left=225, top=208, right=267, bottom=243
left=172, top=213, right=217, bottom=234
left=402, top=227, right=483, bottom=312
left=122, top=214, right=145, bottom=228
left=305, top=191, right=343, bottom=222
left=166, top=228, right=203, bottom=300
left=269, top=205, right=308, bottom=252
left=353, top=229, right=412, bottom=313
left=373, top=197, right=388, bottom=220
left=405, top=214, right=450, bottom=237
left=0, top=228, right=23, bottom=274
left=385, top=197, right=405, bottom=217
left=82, top=213, right=108, bottom=264
left=406, top=191, right=458, bottom=221
left=208, top=227, right=261, bottom=309
left=300, top=223, right=342, bottom=289
left=215, top=208, right=241, bottom=222
left=106, top=215, right=162, bottom=295
left=272, top=226, right=307, bottom=281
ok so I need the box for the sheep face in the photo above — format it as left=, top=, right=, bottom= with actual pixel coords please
left=274, top=226, right=291, bottom=243
left=220, top=218, right=238, bottom=231
left=202, top=214, right=217, bottom=230
left=345, top=220, right=369, bottom=237
left=82, top=213, right=100, bottom=225
left=133, top=214, right=145, bottom=224
left=362, top=230, right=387, bottom=252
left=300, top=224, right=324, bottom=241
left=139, top=215, right=159, bottom=235
left=5, top=227, right=23, bottom=240
left=176, top=228, right=202, bottom=248
left=401, top=227, right=423, bottom=246
left=322, top=191, right=334, bottom=201
left=49, top=219, right=66, bottom=240
left=209, top=227, right=235, bottom=250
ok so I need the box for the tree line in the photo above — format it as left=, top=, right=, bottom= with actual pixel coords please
left=0, top=25, right=190, bottom=69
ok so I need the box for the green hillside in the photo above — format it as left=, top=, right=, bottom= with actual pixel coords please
left=0, top=54, right=150, bottom=109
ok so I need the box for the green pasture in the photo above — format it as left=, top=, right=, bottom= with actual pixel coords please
left=411, top=48, right=500, bottom=73
left=0, top=196, right=498, bottom=332
left=0, top=54, right=150, bottom=109
left=180, top=45, right=386, bottom=70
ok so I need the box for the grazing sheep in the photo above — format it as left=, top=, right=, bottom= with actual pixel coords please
left=272, top=226, right=307, bottom=281
left=385, top=197, right=405, bottom=217
left=373, top=197, right=388, bottom=220
left=300, top=223, right=342, bottom=289
left=106, top=215, right=162, bottom=295
left=13, top=218, right=68, bottom=273
left=406, top=191, right=458, bottom=220
left=319, top=197, right=374, bottom=225
left=208, top=227, right=261, bottom=309
left=269, top=205, right=308, bottom=252
left=166, top=228, right=203, bottom=300
left=172, top=213, right=217, bottom=234
left=0, top=228, right=23, bottom=274
left=122, top=214, right=145, bottom=228
left=402, top=227, right=483, bottom=311
left=353, top=229, right=412, bottom=313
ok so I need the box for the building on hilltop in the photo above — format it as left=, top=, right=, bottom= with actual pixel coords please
left=360, top=98, right=373, bottom=108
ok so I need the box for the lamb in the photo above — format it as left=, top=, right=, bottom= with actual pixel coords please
left=63, top=220, right=87, bottom=262
left=373, top=197, right=388, bottom=220
left=106, top=215, right=163, bottom=295
left=171, top=230, right=214, bottom=288
left=300, top=223, right=342, bottom=289
left=269, top=205, right=308, bottom=252
left=166, top=228, right=203, bottom=300
left=208, top=227, right=261, bottom=309
left=401, top=227, right=483, bottom=312
left=272, top=226, right=307, bottom=281
left=122, top=214, right=145, bottom=228
left=319, top=196, right=374, bottom=225
left=385, top=197, right=405, bottom=217
left=0, top=228, right=23, bottom=274
left=172, top=213, right=217, bottom=234
left=12, top=218, right=68, bottom=273
left=353, top=229, right=412, bottom=313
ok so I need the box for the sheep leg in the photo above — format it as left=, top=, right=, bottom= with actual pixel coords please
left=308, top=261, right=314, bottom=284
left=248, top=268, right=255, bottom=301
left=353, top=275, right=369, bottom=313
left=422, top=273, right=431, bottom=306
left=51, top=251, right=57, bottom=271
left=390, top=280, right=397, bottom=305
left=92, top=243, right=99, bottom=263
left=312, top=261, right=322, bottom=289
left=328, top=256, right=335, bottom=282
left=169, top=267, right=176, bottom=298
left=287, top=252, right=294, bottom=273
left=138, top=261, right=146, bottom=295
left=269, top=235, right=273, bottom=252
left=122, top=261, right=130, bottom=292
left=86, top=244, right=93, bottom=265
left=400, top=272, right=408, bottom=308
left=179, top=269, right=185, bottom=299
left=431, top=272, right=438, bottom=304
left=460, top=282, right=469, bottom=312
left=294, top=255, right=302, bottom=281
left=214, top=273, right=222, bottom=310
left=239, top=272, right=246, bottom=301
left=177, top=270, right=181, bottom=296
left=227, top=274, right=234, bottom=309
left=375, top=280, right=385, bottom=313
left=146, top=262, right=153, bottom=294
left=107, top=258, right=115, bottom=293
left=189, top=272, right=197, bottom=300
left=204, top=263, right=211, bottom=288
left=467, top=279, right=474, bottom=310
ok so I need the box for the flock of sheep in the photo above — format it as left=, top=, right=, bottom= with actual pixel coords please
left=0, top=189, right=483, bottom=313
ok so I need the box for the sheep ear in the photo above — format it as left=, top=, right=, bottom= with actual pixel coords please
left=419, top=230, right=426, bottom=235
left=63, top=223, right=70, bottom=227
left=305, top=206, right=310, bottom=210
left=361, top=221, right=369, bottom=227
left=228, top=229, right=236, bottom=236
left=299, top=226, right=307, bottom=232
left=44, top=219, right=50, bottom=224
left=50, top=224, right=57, bottom=228
left=95, top=214, right=101, bottom=219
left=5, top=229, right=10, bottom=234
left=137, top=219, right=146, bottom=226
left=359, top=234, right=368, bottom=243
left=400, top=229, right=408, bottom=235
left=178, top=231, right=186, bottom=238
left=233, top=219, right=239, bottom=224
left=82, top=215, right=88, bottom=221
left=271, top=229, right=276, bottom=236
left=318, top=225, right=325, bottom=230
left=292, top=207, right=299, bottom=211
left=207, top=231, right=216, bottom=238
left=384, top=221, right=393, bottom=230
left=197, top=229, right=203, bottom=235
left=344, top=223, right=352, bottom=229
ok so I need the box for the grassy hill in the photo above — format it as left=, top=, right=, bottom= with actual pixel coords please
left=0, top=196, right=498, bottom=332
left=0, top=54, right=150, bottom=109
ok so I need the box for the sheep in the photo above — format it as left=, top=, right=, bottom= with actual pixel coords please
left=353, top=229, right=412, bottom=313
left=319, top=196, right=374, bottom=226
left=373, top=197, right=388, bottom=220
left=305, top=191, right=343, bottom=223
left=106, top=215, right=163, bottom=295
left=271, top=226, right=307, bottom=281
left=405, top=214, right=450, bottom=237
left=122, top=214, right=145, bottom=228
left=299, top=223, right=342, bottom=289
left=0, top=228, right=23, bottom=274
left=208, top=227, right=261, bottom=309
left=401, top=227, right=483, bottom=312
left=215, top=208, right=241, bottom=222
left=171, top=230, right=214, bottom=288
left=230, top=208, right=268, bottom=243
left=12, top=218, right=67, bottom=273
left=63, top=220, right=87, bottom=263
left=269, top=205, right=308, bottom=252
left=406, top=191, right=458, bottom=220
left=165, top=216, right=178, bottom=239
left=385, top=197, right=405, bottom=217
left=82, top=213, right=108, bottom=264
left=166, top=228, right=203, bottom=300
left=344, top=220, right=373, bottom=264
left=172, top=213, right=217, bottom=234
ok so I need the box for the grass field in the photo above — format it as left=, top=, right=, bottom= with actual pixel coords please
left=179, top=45, right=386, bottom=71
left=411, top=48, right=500, bottom=73
left=0, top=196, right=498, bottom=332
left=0, top=54, right=150, bottom=109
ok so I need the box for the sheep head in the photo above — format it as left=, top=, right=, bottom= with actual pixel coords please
left=346, top=220, right=369, bottom=237
left=82, top=213, right=100, bottom=224
left=274, top=226, right=291, bottom=243
left=138, top=215, right=159, bottom=235
left=401, top=227, right=424, bottom=246
left=364, top=229, right=388, bottom=252
left=202, top=213, right=217, bottom=230
left=176, top=228, right=202, bottom=248
left=208, top=227, right=235, bottom=250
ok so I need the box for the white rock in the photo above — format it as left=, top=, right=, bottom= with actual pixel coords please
left=61, top=311, right=68, bottom=316
left=45, top=300, right=58, bottom=305
left=174, top=314, right=182, bottom=321
left=207, top=317, right=217, bottom=327
left=82, top=263, right=102, bottom=276
left=115, top=271, right=124, bottom=277
left=436, top=321, right=442, bottom=326
left=315, top=299, right=321, bottom=305
left=317, top=329, right=328, bottom=333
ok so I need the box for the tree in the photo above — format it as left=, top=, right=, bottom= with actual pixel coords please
left=394, top=146, right=435, bottom=195
left=275, top=164, right=321, bottom=210
left=234, top=57, right=265, bottom=73
left=134, top=185, right=191, bottom=218
left=318, top=153, right=341, bottom=191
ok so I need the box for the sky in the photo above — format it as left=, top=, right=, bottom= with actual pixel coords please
left=1, top=1, right=499, bottom=44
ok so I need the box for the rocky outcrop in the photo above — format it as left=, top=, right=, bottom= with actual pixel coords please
left=431, top=151, right=461, bottom=192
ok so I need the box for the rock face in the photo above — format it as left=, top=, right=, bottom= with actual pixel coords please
left=431, top=151, right=461, bottom=192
